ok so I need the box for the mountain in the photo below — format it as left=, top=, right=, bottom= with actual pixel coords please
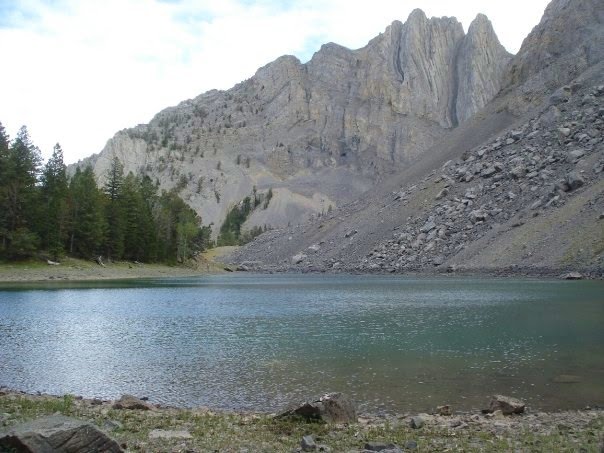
left=229, top=0, right=604, bottom=275
left=74, top=10, right=510, bottom=236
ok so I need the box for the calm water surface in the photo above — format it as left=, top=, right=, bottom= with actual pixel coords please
left=0, top=274, right=603, bottom=413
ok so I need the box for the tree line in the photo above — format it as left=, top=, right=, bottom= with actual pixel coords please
left=0, top=122, right=211, bottom=263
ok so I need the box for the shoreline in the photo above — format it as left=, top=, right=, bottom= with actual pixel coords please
left=0, top=257, right=223, bottom=284
left=1, top=250, right=602, bottom=283
left=1, top=389, right=602, bottom=452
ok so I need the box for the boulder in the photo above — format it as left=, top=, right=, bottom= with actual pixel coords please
left=435, top=188, right=449, bottom=200
left=566, top=171, right=585, bottom=190
left=277, top=393, right=357, bottom=423
left=345, top=230, right=358, bottom=238
left=410, top=415, right=425, bottom=429
left=557, top=127, right=571, bottom=138
left=510, top=165, right=527, bottom=179
left=112, top=394, right=154, bottom=410
left=292, top=253, right=308, bottom=265
left=488, top=395, right=525, bottom=415
left=420, top=220, right=436, bottom=233
left=560, top=272, right=583, bottom=280
left=436, top=405, right=452, bottom=416
left=469, top=210, right=488, bottom=223
left=301, top=435, right=317, bottom=451
left=481, top=166, right=497, bottom=178
left=0, top=415, right=123, bottom=452
left=308, top=244, right=321, bottom=253
left=568, top=149, right=585, bottom=160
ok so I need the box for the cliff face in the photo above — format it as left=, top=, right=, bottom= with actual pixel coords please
left=75, top=9, right=510, bottom=234
left=230, top=0, right=604, bottom=275
left=503, top=0, right=604, bottom=111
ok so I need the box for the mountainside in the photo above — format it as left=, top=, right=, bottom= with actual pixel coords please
left=229, top=0, right=604, bottom=275
left=74, top=10, right=510, bottom=236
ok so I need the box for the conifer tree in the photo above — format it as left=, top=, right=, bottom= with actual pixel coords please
left=0, top=122, right=11, bottom=253
left=103, top=156, right=125, bottom=260
left=41, top=144, right=69, bottom=259
left=67, top=167, right=106, bottom=257
left=2, top=126, right=42, bottom=258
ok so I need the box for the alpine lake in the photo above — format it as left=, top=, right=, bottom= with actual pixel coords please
left=1, top=274, right=603, bottom=414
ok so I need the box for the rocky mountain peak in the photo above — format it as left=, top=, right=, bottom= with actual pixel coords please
left=454, top=13, right=512, bottom=124
left=74, top=8, right=513, bottom=236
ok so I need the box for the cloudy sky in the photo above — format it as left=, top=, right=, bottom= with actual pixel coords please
left=0, top=0, right=551, bottom=164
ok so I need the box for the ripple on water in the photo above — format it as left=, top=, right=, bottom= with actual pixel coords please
left=0, top=275, right=603, bottom=412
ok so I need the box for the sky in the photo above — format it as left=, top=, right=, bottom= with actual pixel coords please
left=0, top=0, right=551, bottom=164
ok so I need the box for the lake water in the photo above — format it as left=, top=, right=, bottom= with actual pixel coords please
left=0, top=274, right=603, bottom=414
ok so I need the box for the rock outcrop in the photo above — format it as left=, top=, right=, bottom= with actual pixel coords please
left=278, top=392, right=357, bottom=423
left=74, top=9, right=509, bottom=237
left=0, top=415, right=123, bottom=452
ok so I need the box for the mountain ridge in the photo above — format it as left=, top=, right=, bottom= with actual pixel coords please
left=72, top=8, right=511, bottom=237
left=229, top=0, right=604, bottom=273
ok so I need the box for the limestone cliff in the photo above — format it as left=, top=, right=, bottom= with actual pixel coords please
left=229, top=0, right=604, bottom=274
left=74, top=9, right=510, bottom=235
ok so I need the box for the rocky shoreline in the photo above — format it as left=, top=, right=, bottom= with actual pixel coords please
left=1, top=389, right=602, bottom=452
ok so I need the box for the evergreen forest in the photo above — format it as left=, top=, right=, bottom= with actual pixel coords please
left=0, top=122, right=211, bottom=264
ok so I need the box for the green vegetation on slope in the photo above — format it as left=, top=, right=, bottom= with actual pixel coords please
left=217, top=187, right=272, bottom=246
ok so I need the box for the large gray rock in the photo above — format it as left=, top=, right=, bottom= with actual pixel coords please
left=488, top=395, right=526, bottom=415
left=112, top=394, right=154, bottom=410
left=277, top=392, right=357, bottom=423
left=0, top=415, right=123, bottom=452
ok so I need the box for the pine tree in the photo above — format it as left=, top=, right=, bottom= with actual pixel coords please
left=1, top=126, right=42, bottom=258
left=41, top=144, right=69, bottom=259
left=0, top=122, right=11, bottom=253
left=103, top=156, right=125, bottom=260
left=67, top=167, right=106, bottom=258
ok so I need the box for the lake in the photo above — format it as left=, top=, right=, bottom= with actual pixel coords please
left=0, top=274, right=603, bottom=414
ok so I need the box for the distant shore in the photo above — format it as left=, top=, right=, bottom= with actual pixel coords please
left=0, top=258, right=210, bottom=284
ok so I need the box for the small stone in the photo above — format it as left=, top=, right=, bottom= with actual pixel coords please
left=404, top=440, right=418, bottom=450
left=432, top=256, right=444, bottom=266
left=345, top=229, right=358, bottom=238
left=410, top=416, right=425, bottom=429
left=568, top=149, right=585, bottom=160
left=149, top=430, right=192, bottom=440
left=301, top=435, right=317, bottom=451
left=292, top=253, right=307, bottom=264
left=436, top=405, right=452, bottom=416
left=363, top=442, right=402, bottom=452
left=557, top=127, right=571, bottom=138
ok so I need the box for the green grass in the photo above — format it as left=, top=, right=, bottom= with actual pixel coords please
left=1, top=395, right=602, bottom=452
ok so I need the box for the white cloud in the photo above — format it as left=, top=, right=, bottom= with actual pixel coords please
left=0, top=0, right=550, bottom=164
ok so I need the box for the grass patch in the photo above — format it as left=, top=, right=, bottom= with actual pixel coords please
left=1, top=394, right=603, bottom=452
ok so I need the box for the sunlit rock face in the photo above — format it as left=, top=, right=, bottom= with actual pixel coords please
left=73, top=9, right=510, bottom=234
